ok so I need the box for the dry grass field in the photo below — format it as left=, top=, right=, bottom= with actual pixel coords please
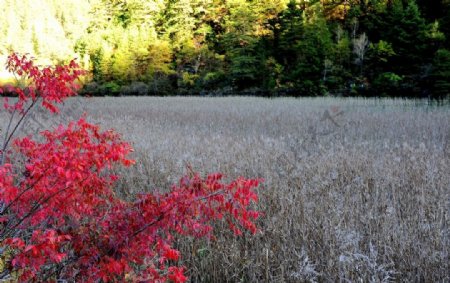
left=5, top=97, right=450, bottom=282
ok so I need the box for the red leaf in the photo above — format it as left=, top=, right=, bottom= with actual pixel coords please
left=0, top=53, right=261, bottom=282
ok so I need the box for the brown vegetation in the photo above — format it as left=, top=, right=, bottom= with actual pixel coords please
left=6, top=97, right=449, bottom=282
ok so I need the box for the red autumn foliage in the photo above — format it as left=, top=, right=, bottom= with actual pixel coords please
left=0, top=54, right=261, bottom=282
left=3, top=53, right=84, bottom=114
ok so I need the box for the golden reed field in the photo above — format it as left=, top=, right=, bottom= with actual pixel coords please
left=6, top=97, right=450, bottom=282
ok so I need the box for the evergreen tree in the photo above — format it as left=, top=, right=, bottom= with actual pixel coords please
left=220, top=0, right=262, bottom=89
left=329, top=25, right=352, bottom=93
left=0, top=0, right=446, bottom=97
left=383, top=0, right=428, bottom=72
left=290, top=5, right=334, bottom=95
left=431, top=49, right=450, bottom=98
left=277, top=0, right=304, bottom=74
left=441, top=0, right=450, bottom=48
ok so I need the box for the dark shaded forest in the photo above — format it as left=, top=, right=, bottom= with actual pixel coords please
left=1, top=0, right=449, bottom=98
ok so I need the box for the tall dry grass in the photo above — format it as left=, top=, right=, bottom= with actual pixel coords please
left=5, top=97, right=450, bottom=282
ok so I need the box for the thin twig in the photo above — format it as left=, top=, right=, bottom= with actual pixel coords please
left=0, top=109, right=16, bottom=165
left=1, top=99, right=39, bottom=165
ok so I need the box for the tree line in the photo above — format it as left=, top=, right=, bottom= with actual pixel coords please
left=1, top=0, right=449, bottom=98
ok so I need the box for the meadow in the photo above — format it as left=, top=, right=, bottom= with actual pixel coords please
left=8, top=97, right=450, bottom=282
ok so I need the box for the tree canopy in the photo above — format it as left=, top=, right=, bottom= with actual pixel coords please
left=0, top=0, right=449, bottom=98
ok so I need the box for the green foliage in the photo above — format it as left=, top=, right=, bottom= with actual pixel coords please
left=0, top=0, right=448, bottom=97
left=382, top=0, right=428, bottom=71
left=202, top=71, right=227, bottom=90
left=276, top=0, right=304, bottom=76
left=218, top=1, right=263, bottom=89
left=120, top=81, right=150, bottom=96
left=431, top=49, right=450, bottom=98
left=99, top=81, right=121, bottom=96
left=291, top=7, right=333, bottom=95
left=372, top=72, right=403, bottom=96
left=366, top=40, right=396, bottom=78
left=369, top=40, right=396, bottom=63
left=264, top=57, right=284, bottom=89
left=426, top=20, right=446, bottom=43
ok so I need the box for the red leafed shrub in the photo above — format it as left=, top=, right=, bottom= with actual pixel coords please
left=3, top=53, right=84, bottom=113
left=0, top=54, right=261, bottom=282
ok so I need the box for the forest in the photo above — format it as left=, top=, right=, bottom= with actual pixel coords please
left=0, top=0, right=449, bottom=98
left=0, top=1, right=449, bottom=281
